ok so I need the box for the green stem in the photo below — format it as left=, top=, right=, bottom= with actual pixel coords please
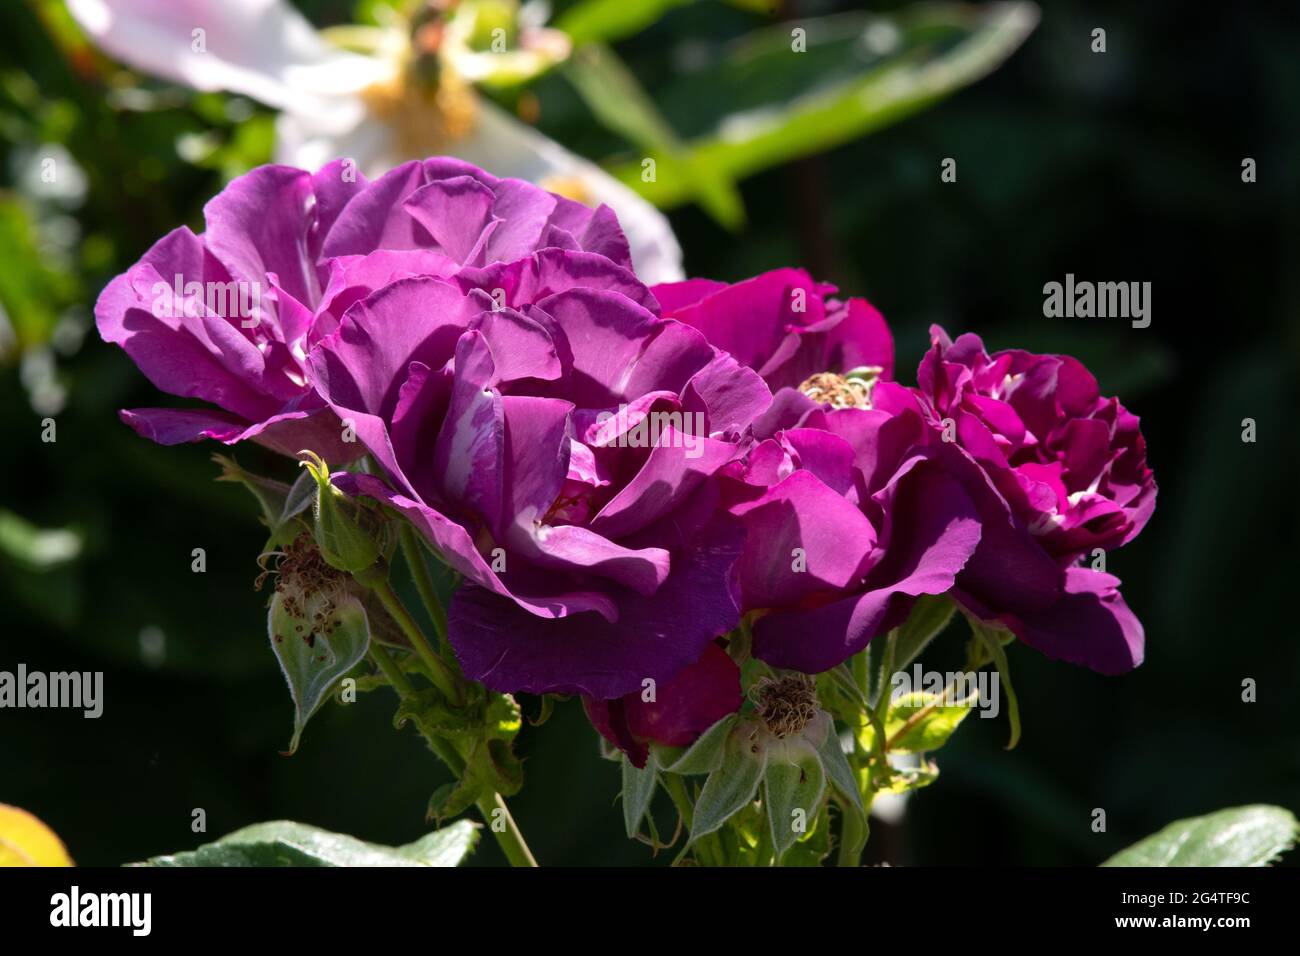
left=398, top=524, right=448, bottom=643
left=372, top=646, right=538, bottom=867
left=371, top=579, right=463, bottom=706
left=368, top=644, right=412, bottom=695
left=475, top=793, right=538, bottom=868
left=663, top=773, right=695, bottom=831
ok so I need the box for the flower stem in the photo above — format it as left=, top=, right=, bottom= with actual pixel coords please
left=398, top=523, right=448, bottom=643
left=368, top=644, right=412, bottom=695
left=370, top=578, right=464, bottom=706
left=371, top=647, right=539, bottom=867
left=475, top=793, right=538, bottom=868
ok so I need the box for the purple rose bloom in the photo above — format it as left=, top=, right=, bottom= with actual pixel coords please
left=97, top=157, right=639, bottom=459
left=875, top=333, right=1152, bottom=674
left=722, top=395, right=984, bottom=674
left=583, top=642, right=742, bottom=768
left=306, top=166, right=773, bottom=698
left=653, top=269, right=894, bottom=391
left=915, top=326, right=1156, bottom=561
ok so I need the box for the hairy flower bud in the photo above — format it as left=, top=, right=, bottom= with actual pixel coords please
left=298, top=451, right=385, bottom=575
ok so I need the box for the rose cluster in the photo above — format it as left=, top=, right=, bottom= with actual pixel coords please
left=100, top=159, right=1155, bottom=768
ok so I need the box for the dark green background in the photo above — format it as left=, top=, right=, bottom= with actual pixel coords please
left=1, top=0, right=1297, bottom=865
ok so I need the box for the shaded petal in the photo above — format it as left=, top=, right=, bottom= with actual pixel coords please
left=447, top=515, right=743, bottom=697
left=998, top=567, right=1144, bottom=675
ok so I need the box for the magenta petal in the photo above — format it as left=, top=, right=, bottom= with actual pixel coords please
left=734, top=469, right=878, bottom=609
left=401, top=175, right=498, bottom=263
left=203, top=164, right=319, bottom=307
left=1002, top=567, right=1145, bottom=674
left=447, top=516, right=743, bottom=697
left=119, top=407, right=248, bottom=445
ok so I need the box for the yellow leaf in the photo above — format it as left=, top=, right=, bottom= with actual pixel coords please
left=0, top=803, right=73, bottom=866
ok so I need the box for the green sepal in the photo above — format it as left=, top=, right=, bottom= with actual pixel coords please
left=268, top=589, right=370, bottom=755
left=816, top=724, right=867, bottom=820
left=763, top=738, right=826, bottom=859
left=968, top=617, right=1021, bottom=749
left=213, top=454, right=313, bottom=547
left=300, top=450, right=384, bottom=574
left=662, top=712, right=738, bottom=775
left=427, top=779, right=482, bottom=825
left=621, top=754, right=659, bottom=839
left=690, top=719, right=767, bottom=841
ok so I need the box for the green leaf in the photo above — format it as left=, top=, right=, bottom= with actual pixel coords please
left=141, top=819, right=479, bottom=867
left=690, top=719, right=767, bottom=841
left=269, top=590, right=370, bottom=754
left=663, top=713, right=738, bottom=775
left=621, top=755, right=659, bottom=839
left=893, top=594, right=957, bottom=670
left=882, top=690, right=975, bottom=754
left=563, top=44, right=743, bottom=228
left=1102, top=806, right=1299, bottom=868
left=556, top=0, right=695, bottom=47
left=871, top=759, right=939, bottom=796
left=610, top=3, right=1038, bottom=208
left=763, top=740, right=826, bottom=859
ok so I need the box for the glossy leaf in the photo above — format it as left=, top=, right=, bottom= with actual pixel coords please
left=1102, top=806, right=1299, bottom=868
left=882, top=690, right=976, bottom=754
left=141, top=819, right=479, bottom=867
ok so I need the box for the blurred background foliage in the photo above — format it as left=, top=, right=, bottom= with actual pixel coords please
left=1, top=0, right=1297, bottom=865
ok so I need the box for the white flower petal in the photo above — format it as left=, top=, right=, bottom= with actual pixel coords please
left=68, top=0, right=390, bottom=111
left=457, top=102, right=684, bottom=283
left=275, top=97, right=684, bottom=285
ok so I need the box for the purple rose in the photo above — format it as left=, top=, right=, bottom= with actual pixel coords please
left=97, top=157, right=640, bottom=459
left=915, top=326, right=1156, bottom=561
left=305, top=163, right=773, bottom=699
left=877, top=330, right=1154, bottom=675
left=653, top=269, right=894, bottom=391
left=583, top=642, right=742, bottom=768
